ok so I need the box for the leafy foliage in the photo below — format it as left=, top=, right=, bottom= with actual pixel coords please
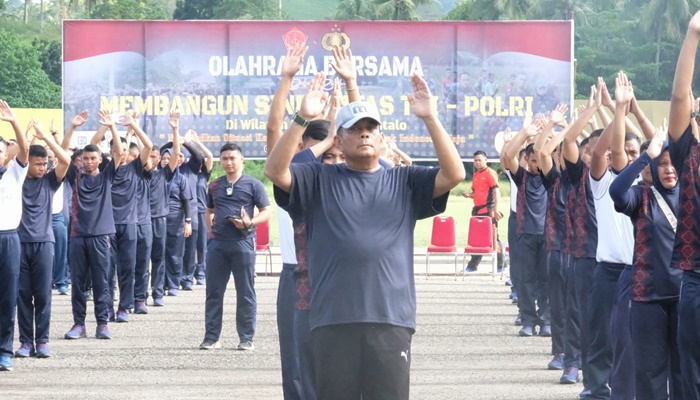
left=32, top=37, right=62, bottom=86
left=0, top=30, right=61, bottom=108
left=210, top=160, right=269, bottom=184
left=90, top=0, right=171, bottom=19
left=173, top=0, right=220, bottom=19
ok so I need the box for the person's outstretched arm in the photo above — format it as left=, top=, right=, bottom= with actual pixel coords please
left=407, top=73, right=465, bottom=198
left=331, top=46, right=361, bottom=103
left=34, top=120, right=71, bottom=181
left=535, top=104, right=568, bottom=176
left=611, top=71, right=635, bottom=172
left=0, top=100, right=29, bottom=165
left=192, top=132, right=214, bottom=174
left=266, top=42, right=308, bottom=156
left=98, top=110, right=123, bottom=170
left=670, top=10, right=700, bottom=141
left=265, top=73, right=328, bottom=192
left=563, top=84, right=600, bottom=165
left=61, top=110, right=88, bottom=150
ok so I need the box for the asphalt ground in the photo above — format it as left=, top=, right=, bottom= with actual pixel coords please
left=2, top=255, right=584, bottom=399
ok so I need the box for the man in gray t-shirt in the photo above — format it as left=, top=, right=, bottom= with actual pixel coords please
left=266, top=72, right=465, bottom=399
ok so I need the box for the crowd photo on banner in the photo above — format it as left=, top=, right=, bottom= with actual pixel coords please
left=7, top=12, right=700, bottom=400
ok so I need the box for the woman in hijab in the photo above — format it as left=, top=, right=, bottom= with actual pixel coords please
left=609, top=129, right=683, bottom=400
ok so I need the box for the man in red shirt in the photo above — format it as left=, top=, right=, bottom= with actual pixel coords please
left=462, top=150, right=503, bottom=272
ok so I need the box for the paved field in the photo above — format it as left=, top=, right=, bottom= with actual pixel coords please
left=2, top=256, right=583, bottom=399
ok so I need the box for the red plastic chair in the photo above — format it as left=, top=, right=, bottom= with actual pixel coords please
left=462, top=216, right=497, bottom=280
left=425, top=216, right=458, bottom=279
left=255, top=220, right=272, bottom=275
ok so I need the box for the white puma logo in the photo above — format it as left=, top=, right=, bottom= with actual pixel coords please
left=400, top=350, right=408, bottom=362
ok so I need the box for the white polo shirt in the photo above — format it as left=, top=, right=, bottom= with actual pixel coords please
left=0, top=158, right=29, bottom=230
left=277, top=206, right=297, bottom=265
left=589, top=169, right=634, bottom=265
left=505, top=169, right=518, bottom=212
left=52, top=182, right=64, bottom=215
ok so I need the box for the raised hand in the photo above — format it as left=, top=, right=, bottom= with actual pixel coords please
left=168, top=112, right=179, bottom=130
left=0, top=100, right=16, bottom=123
left=184, top=129, right=195, bottom=143
left=330, top=46, right=356, bottom=83
left=121, top=110, right=136, bottom=127
left=646, top=125, right=668, bottom=159
left=298, top=73, right=328, bottom=120
left=33, top=119, right=48, bottom=141
left=614, top=71, right=634, bottom=109
left=24, top=119, right=36, bottom=142
left=522, top=117, right=541, bottom=138
left=548, top=104, right=568, bottom=125
left=600, top=77, right=614, bottom=109
left=98, top=110, right=115, bottom=127
left=281, top=42, right=308, bottom=78
left=324, top=78, right=342, bottom=136
left=190, top=130, right=200, bottom=143
left=503, top=127, right=513, bottom=143
left=407, top=72, right=436, bottom=119
left=71, top=111, right=89, bottom=127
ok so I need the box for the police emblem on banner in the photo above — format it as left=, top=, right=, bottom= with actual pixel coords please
left=322, top=25, right=350, bottom=51
left=283, top=28, right=308, bottom=50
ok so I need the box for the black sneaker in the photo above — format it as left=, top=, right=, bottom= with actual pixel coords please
left=539, top=325, right=552, bottom=337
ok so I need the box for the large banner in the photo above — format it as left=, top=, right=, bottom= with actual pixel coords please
left=63, top=20, right=573, bottom=160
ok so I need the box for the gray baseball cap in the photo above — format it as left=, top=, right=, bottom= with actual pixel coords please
left=335, top=101, right=381, bottom=132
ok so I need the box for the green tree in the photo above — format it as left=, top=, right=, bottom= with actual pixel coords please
left=32, top=37, right=61, bottom=85
left=335, top=0, right=376, bottom=20
left=90, top=0, right=170, bottom=19
left=213, top=0, right=280, bottom=20
left=0, top=30, right=61, bottom=108
left=528, top=0, right=594, bottom=25
left=639, top=0, right=691, bottom=78
left=374, top=0, right=440, bottom=20
left=173, top=0, right=220, bottom=19
left=486, top=0, right=532, bottom=20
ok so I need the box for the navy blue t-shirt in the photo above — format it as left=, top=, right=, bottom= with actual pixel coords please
left=179, top=163, right=199, bottom=229
left=207, top=174, right=269, bottom=241
left=196, top=169, right=211, bottom=214
left=111, top=157, right=144, bottom=225
left=669, top=124, right=700, bottom=271
left=66, top=162, right=117, bottom=237
left=565, top=158, right=597, bottom=259
left=512, top=166, right=547, bottom=235
left=19, top=169, right=62, bottom=242
left=610, top=152, right=681, bottom=302
left=149, top=166, right=174, bottom=219
left=136, top=172, right=151, bottom=224
left=274, top=163, right=448, bottom=332
left=167, top=168, right=191, bottom=217
left=541, top=166, right=567, bottom=252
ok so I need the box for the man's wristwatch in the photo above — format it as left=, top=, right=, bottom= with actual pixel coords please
left=291, top=112, right=310, bottom=128
left=185, top=218, right=192, bottom=224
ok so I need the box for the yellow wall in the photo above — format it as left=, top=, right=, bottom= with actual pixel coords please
left=573, top=100, right=670, bottom=131
left=3, top=108, right=65, bottom=141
